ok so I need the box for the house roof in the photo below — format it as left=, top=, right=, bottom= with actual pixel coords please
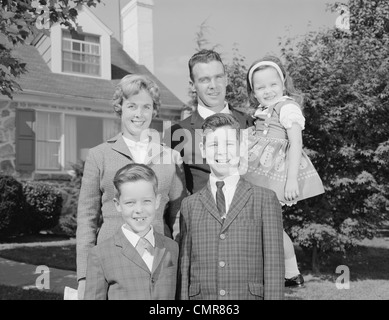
left=11, top=36, right=184, bottom=113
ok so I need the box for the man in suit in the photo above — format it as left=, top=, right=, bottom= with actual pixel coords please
left=178, top=113, right=284, bottom=300
left=164, top=49, right=254, bottom=194
left=84, top=163, right=178, bottom=300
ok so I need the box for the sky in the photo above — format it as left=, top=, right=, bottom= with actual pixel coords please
left=91, top=0, right=340, bottom=104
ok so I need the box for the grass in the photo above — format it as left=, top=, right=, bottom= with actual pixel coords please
left=0, top=245, right=76, bottom=271
left=1, top=231, right=389, bottom=300
left=0, top=232, right=71, bottom=244
left=286, top=235, right=389, bottom=300
left=0, top=284, right=62, bottom=300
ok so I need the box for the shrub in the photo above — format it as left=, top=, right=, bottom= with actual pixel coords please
left=59, top=209, right=77, bottom=237
left=55, top=161, right=84, bottom=237
left=22, top=182, right=63, bottom=234
left=0, top=175, right=24, bottom=235
left=68, top=160, right=84, bottom=188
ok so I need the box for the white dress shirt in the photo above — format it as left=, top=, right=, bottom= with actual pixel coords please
left=209, top=174, right=240, bottom=218
left=122, top=135, right=149, bottom=164
left=121, top=225, right=155, bottom=271
left=197, top=102, right=231, bottom=120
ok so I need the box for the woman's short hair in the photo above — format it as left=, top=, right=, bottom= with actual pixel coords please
left=112, top=74, right=161, bottom=117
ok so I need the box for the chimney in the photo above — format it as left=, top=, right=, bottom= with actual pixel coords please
left=121, top=0, right=154, bottom=73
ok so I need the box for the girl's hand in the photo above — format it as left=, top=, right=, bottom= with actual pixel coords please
left=284, top=178, right=299, bottom=202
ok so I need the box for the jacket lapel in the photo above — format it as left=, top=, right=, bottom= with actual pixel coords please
left=115, top=229, right=150, bottom=273
left=109, top=134, right=134, bottom=159
left=151, top=233, right=166, bottom=274
left=109, top=133, right=166, bottom=165
left=231, top=108, right=248, bottom=129
left=199, top=182, right=224, bottom=225
left=221, top=178, right=252, bottom=233
left=190, top=110, right=205, bottom=141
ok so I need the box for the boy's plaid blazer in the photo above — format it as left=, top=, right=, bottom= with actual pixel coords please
left=84, top=229, right=178, bottom=300
left=178, top=178, right=285, bottom=300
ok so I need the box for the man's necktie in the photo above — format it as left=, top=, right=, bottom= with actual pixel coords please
left=216, top=181, right=226, bottom=217
left=135, top=237, right=154, bottom=256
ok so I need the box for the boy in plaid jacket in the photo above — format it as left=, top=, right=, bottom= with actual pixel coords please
left=178, top=113, right=284, bottom=300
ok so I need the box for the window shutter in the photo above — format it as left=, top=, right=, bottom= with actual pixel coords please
left=15, top=109, right=35, bottom=172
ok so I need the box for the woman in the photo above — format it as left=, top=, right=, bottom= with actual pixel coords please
left=76, top=74, right=187, bottom=299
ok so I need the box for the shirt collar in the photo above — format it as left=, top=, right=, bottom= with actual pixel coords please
left=121, top=225, right=155, bottom=248
left=197, top=102, right=230, bottom=120
left=122, top=134, right=150, bottom=147
left=209, top=173, right=240, bottom=190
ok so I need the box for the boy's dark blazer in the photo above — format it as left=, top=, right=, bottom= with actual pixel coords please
left=165, top=106, right=254, bottom=194
left=178, top=178, right=285, bottom=300
left=84, top=229, right=178, bottom=300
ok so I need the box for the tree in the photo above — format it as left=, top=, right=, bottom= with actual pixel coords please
left=279, top=0, right=389, bottom=272
left=225, top=43, right=250, bottom=113
left=0, top=0, right=101, bottom=99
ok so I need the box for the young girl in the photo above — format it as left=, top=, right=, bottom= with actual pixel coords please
left=242, top=56, right=325, bottom=287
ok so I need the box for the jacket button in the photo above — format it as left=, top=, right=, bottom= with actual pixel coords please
left=151, top=278, right=155, bottom=284
left=219, top=289, right=226, bottom=296
left=219, top=261, right=226, bottom=268
left=219, top=233, right=226, bottom=240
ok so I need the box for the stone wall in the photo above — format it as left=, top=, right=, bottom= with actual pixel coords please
left=0, top=101, right=16, bottom=175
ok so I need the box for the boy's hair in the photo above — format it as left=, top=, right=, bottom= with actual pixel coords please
left=246, top=55, right=304, bottom=108
left=201, top=113, right=241, bottom=144
left=112, top=74, right=161, bottom=117
left=113, top=163, right=158, bottom=197
left=188, top=49, right=225, bottom=81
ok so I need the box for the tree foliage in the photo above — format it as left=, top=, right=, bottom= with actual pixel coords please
left=225, top=43, right=250, bottom=113
left=279, top=0, right=389, bottom=271
left=0, top=0, right=101, bottom=99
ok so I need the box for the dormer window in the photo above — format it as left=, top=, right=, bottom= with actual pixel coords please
left=62, top=30, right=101, bottom=76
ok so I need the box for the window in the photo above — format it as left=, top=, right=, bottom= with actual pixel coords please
left=36, top=112, right=62, bottom=170
left=35, top=111, right=120, bottom=172
left=62, top=30, right=101, bottom=76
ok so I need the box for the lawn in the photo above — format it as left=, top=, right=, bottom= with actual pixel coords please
left=0, top=232, right=388, bottom=300
left=0, top=245, right=76, bottom=271
left=0, top=284, right=62, bottom=300
left=286, top=236, right=389, bottom=300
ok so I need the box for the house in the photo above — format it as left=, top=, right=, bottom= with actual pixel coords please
left=0, top=0, right=184, bottom=180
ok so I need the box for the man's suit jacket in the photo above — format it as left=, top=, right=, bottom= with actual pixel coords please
left=178, top=178, right=285, bottom=300
left=165, top=107, right=254, bottom=194
left=76, top=134, right=186, bottom=281
left=84, top=229, right=178, bottom=300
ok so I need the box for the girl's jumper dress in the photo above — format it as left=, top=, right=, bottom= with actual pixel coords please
left=242, top=96, right=324, bottom=205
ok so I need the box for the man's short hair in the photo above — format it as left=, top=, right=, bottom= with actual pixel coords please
left=113, top=163, right=158, bottom=197
left=188, top=49, right=225, bottom=81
